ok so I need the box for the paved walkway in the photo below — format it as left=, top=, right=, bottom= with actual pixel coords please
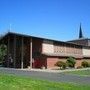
left=0, top=67, right=90, bottom=85
left=30, top=68, right=90, bottom=73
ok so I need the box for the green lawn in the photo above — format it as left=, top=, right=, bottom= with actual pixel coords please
left=0, top=74, right=90, bottom=90
left=64, top=69, right=90, bottom=76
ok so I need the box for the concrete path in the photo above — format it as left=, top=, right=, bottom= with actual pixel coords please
left=0, top=67, right=90, bottom=85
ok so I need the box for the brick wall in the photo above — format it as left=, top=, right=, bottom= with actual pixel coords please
left=75, top=59, right=82, bottom=68
left=46, top=57, right=90, bottom=69
left=47, top=57, right=67, bottom=69
left=75, top=58, right=90, bottom=68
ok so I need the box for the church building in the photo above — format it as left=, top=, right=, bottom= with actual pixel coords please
left=0, top=25, right=90, bottom=69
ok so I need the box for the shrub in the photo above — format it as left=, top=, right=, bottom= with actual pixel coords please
left=88, top=63, right=90, bottom=67
left=76, top=66, right=83, bottom=69
left=66, top=56, right=76, bottom=68
left=55, top=61, right=67, bottom=70
left=81, top=61, right=89, bottom=68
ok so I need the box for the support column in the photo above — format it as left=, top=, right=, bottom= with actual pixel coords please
left=13, top=35, right=16, bottom=68
left=7, top=36, right=10, bottom=67
left=30, top=38, right=32, bottom=69
left=65, top=44, right=66, bottom=54
left=21, top=37, right=24, bottom=69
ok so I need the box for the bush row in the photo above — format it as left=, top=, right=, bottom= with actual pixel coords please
left=55, top=57, right=90, bottom=70
left=55, top=56, right=76, bottom=70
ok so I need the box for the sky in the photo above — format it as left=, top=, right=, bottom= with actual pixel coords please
left=0, top=0, right=90, bottom=41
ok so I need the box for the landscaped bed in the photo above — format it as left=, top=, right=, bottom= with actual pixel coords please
left=0, top=73, right=90, bottom=90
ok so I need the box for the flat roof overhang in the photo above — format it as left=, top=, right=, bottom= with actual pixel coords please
left=83, top=55, right=90, bottom=58
left=0, top=32, right=87, bottom=47
left=42, top=52, right=83, bottom=59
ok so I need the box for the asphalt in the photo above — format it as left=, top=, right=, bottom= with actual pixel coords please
left=0, top=68, right=90, bottom=85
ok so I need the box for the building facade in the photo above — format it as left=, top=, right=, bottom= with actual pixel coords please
left=0, top=31, right=90, bottom=69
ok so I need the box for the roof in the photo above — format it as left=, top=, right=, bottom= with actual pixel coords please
left=67, top=38, right=89, bottom=42
left=67, top=38, right=90, bottom=47
left=0, top=33, right=7, bottom=40
left=0, top=31, right=90, bottom=47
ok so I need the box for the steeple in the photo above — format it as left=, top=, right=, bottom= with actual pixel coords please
left=79, top=23, right=84, bottom=39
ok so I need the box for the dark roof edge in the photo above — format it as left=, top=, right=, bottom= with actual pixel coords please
left=0, top=31, right=90, bottom=47
left=67, top=38, right=90, bottom=42
left=0, top=32, right=10, bottom=40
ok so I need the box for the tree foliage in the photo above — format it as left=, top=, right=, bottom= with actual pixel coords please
left=0, top=44, right=7, bottom=62
left=66, top=56, right=76, bottom=68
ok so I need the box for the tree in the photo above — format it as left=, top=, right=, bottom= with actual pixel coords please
left=0, top=44, right=7, bottom=63
left=66, top=56, right=76, bottom=68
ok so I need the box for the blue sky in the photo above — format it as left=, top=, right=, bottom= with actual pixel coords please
left=0, top=0, right=90, bottom=41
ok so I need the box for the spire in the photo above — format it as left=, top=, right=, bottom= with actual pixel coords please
left=79, top=23, right=84, bottom=38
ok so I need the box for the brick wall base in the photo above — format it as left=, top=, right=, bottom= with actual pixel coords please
left=46, top=57, right=90, bottom=69
left=47, top=57, right=66, bottom=69
left=75, top=59, right=82, bottom=68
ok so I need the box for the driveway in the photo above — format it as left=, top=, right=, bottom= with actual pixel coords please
left=0, top=68, right=90, bottom=85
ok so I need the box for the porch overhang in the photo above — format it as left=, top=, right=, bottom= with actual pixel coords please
left=42, top=52, right=83, bottom=59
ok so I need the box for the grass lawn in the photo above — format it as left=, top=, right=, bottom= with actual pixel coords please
left=64, top=69, right=90, bottom=76
left=0, top=74, right=90, bottom=90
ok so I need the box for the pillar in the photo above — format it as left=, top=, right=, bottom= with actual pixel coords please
left=13, top=35, right=16, bottom=68
left=30, top=38, right=32, bottom=69
left=21, top=37, right=24, bottom=69
left=7, top=36, right=10, bottom=67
